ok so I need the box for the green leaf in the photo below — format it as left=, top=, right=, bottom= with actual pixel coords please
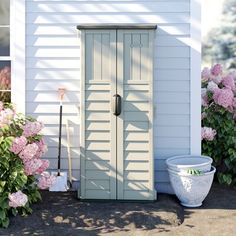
left=187, top=169, right=203, bottom=175
left=0, top=210, right=6, bottom=220
left=1, top=217, right=9, bottom=228
left=11, top=208, right=18, bottom=216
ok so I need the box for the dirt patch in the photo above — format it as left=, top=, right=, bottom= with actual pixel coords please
left=0, top=191, right=183, bottom=236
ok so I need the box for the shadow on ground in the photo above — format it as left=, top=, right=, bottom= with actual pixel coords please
left=0, top=191, right=183, bottom=236
left=198, top=183, right=236, bottom=209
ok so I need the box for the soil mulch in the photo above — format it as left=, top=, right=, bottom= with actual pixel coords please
left=0, top=191, right=183, bottom=236
left=1, top=183, right=236, bottom=236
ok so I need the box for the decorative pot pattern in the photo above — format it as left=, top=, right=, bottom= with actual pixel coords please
left=168, top=167, right=216, bottom=207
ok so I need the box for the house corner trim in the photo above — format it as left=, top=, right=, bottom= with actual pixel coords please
left=190, top=0, right=201, bottom=155
left=11, top=0, right=26, bottom=114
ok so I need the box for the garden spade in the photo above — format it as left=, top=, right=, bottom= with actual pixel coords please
left=49, top=88, right=68, bottom=192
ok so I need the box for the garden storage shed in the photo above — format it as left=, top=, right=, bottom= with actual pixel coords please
left=78, top=25, right=156, bottom=200
left=4, top=0, right=201, bottom=196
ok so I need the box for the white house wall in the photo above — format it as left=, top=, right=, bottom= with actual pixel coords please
left=25, top=0, right=191, bottom=193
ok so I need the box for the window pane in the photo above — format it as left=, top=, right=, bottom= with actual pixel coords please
left=0, top=61, right=11, bottom=91
left=0, top=91, right=10, bottom=102
left=0, top=0, right=10, bottom=25
left=0, top=27, right=10, bottom=56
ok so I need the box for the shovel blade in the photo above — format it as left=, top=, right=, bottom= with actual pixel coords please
left=49, top=172, right=68, bottom=192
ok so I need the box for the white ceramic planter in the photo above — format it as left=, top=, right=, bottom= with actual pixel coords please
left=166, top=155, right=213, bottom=173
left=167, top=166, right=216, bottom=207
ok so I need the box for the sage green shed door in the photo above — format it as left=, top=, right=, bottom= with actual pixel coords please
left=80, top=30, right=117, bottom=200
left=80, top=28, right=155, bottom=200
left=116, top=30, right=155, bottom=200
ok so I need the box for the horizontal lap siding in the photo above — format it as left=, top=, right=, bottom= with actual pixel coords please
left=26, top=0, right=191, bottom=193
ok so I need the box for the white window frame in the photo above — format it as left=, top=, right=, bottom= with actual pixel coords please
left=190, top=0, right=201, bottom=155
left=11, top=0, right=26, bottom=114
left=0, top=0, right=12, bottom=101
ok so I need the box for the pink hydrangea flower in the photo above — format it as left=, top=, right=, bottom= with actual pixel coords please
left=226, top=106, right=234, bottom=113
left=233, top=98, right=236, bottom=108
left=212, top=76, right=222, bottom=85
left=0, top=108, right=14, bottom=127
left=36, top=159, right=50, bottom=174
left=24, top=159, right=49, bottom=176
left=201, top=67, right=211, bottom=82
left=207, top=81, right=218, bottom=92
left=202, top=88, right=207, bottom=96
left=222, top=75, right=236, bottom=92
left=201, top=112, right=207, bottom=120
left=10, top=136, right=27, bottom=155
left=8, top=191, right=28, bottom=208
left=211, top=64, right=223, bottom=76
left=213, top=88, right=234, bottom=108
left=228, top=71, right=236, bottom=82
left=34, top=139, right=48, bottom=158
left=201, top=98, right=208, bottom=107
left=22, top=121, right=44, bottom=137
left=37, top=172, right=56, bottom=190
left=19, top=143, right=39, bottom=162
left=24, top=159, right=43, bottom=176
left=201, top=127, right=217, bottom=141
left=201, top=88, right=208, bottom=107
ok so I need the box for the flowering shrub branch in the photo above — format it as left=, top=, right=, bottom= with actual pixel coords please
left=0, top=102, right=55, bottom=228
left=201, top=64, right=236, bottom=187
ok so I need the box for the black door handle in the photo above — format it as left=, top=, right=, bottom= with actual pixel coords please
left=112, top=94, right=121, bottom=116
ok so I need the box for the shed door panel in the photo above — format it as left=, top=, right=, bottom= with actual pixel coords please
left=81, top=30, right=117, bottom=199
left=117, top=30, right=155, bottom=200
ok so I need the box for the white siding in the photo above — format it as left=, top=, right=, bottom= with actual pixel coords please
left=26, top=0, right=191, bottom=193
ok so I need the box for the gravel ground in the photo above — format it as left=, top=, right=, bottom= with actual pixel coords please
left=0, top=183, right=235, bottom=236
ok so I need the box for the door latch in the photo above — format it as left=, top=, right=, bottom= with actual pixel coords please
left=112, top=94, right=121, bottom=116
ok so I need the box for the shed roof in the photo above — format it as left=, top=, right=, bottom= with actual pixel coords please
left=77, top=24, right=157, bottom=30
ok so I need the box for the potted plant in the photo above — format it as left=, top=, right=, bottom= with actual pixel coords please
left=0, top=102, right=55, bottom=228
left=166, top=155, right=215, bottom=207
left=167, top=166, right=216, bottom=207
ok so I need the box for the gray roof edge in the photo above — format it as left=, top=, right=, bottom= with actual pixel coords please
left=77, top=24, right=157, bottom=30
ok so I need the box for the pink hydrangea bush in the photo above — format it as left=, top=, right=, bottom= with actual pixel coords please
left=8, top=191, right=28, bottom=208
left=0, top=102, right=54, bottom=228
left=201, top=64, right=236, bottom=187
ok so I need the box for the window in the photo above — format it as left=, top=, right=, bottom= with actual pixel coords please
left=0, top=0, right=11, bottom=103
